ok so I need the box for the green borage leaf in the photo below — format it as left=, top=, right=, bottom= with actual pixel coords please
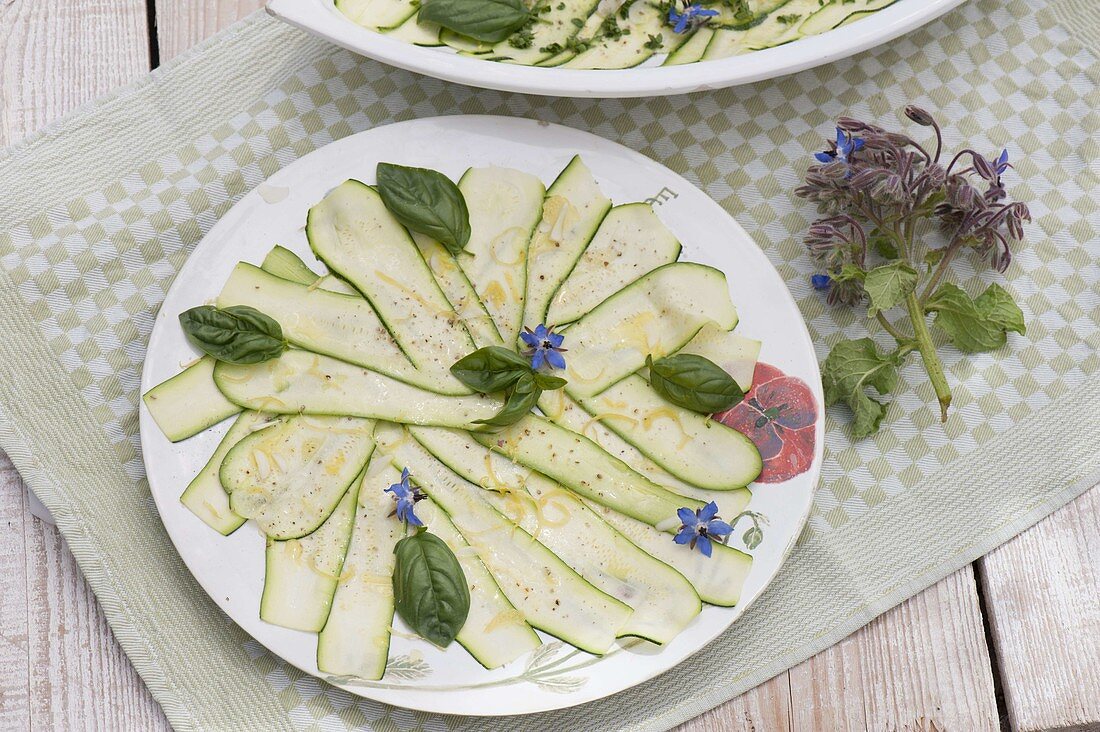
left=418, top=0, right=530, bottom=44
left=179, top=305, right=287, bottom=364
left=863, top=261, right=918, bottom=316
left=646, top=353, right=745, bottom=414
left=376, top=163, right=471, bottom=255
left=925, top=283, right=1026, bottom=353
left=822, top=338, right=902, bottom=438
left=392, top=531, right=470, bottom=648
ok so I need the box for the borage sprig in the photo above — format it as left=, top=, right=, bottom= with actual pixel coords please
left=795, top=107, right=1031, bottom=437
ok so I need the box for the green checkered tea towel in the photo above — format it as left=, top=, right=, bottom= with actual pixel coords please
left=0, top=1, right=1097, bottom=729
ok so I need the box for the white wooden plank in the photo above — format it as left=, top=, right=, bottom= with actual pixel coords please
left=787, top=566, right=999, bottom=732
left=154, top=0, right=265, bottom=62
left=676, top=672, right=791, bottom=731
left=0, top=460, right=31, bottom=730
left=979, top=483, right=1100, bottom=732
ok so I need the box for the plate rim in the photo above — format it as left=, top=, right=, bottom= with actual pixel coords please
left=139, top=114, right=825, bottom=716
left=265, top=0, right=968, bottom=98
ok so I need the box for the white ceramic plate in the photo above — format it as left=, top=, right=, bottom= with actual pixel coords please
left=266, top=0, right=966, bottom=98
left=140, top=115, right=824, bottom=716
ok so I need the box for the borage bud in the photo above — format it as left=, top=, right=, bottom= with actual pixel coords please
left=904, top=105, right=936, bottom=126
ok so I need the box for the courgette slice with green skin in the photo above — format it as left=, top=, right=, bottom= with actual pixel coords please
left=546, top=202, right=682, bottom=326
left=213, top=350, right=502, bottom=427
left=220, top=414, right=376, bottom=539
left=559, top=262, right=738, bottom=398
left=375, top=424, right=634, bottom=655
left=490, top=0, right=603, bottom=65
left=260, top=246, right=359, bottom=296
left=538, top=389, right=753, bottom=518
left=180, top=410, right=275, bottom=535
left=143, top=356, right=242, bottom=442
left=317, top=455, right=405, bottom=681
left=261, top=245, right=321, bottom=285
left=476, top=414, right=698, bottom=527
left=409, top=426, right=701, bottom=644
left=574, top=374, right=762, bottom=490
left=335, top=0, right=417, bottom=30
left=385, top=14, right=443, bottom=46
left=663, top=27, right=714, bottom=65
left=676, top=323, right=761, bottom=391
left=563, top=1, right=672, bottom=70
left=456, top=167, right=545, bottom=345
left=410, top=231, right=504, bottom=347
left=261, top=469, right=362, bottom=632
left=583, top=496, right=753, bottom=607
left=522, top=156, right=612, bottom=331
left=307, top=179, right=477, bottom=377
left=217, top=262, right=466, bottom=395
left=441, top=28, right=495, bottom=54
left=413, top=495, right=543, bottom=668
left=799, top=0, right=896, bottom=35
left=708, top=0, right=789, bottom=28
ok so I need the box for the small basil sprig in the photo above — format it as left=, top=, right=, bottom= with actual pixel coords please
left=646, top=353, right=744, bottom=414
left=179, top=305, right=287, bottom=364
left=376, top=163, right=471, bottom=255
left=418, top=0, right=529, bottom=43
left=451, top=346, right=566, bottom=427
left=392, top=530, right=470, bottom=647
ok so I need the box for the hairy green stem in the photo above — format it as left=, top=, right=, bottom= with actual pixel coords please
left=875, top=312, right=908, bottom=341
left=920, top=237, right=964, bottom=303
left=904, top=291, right=951, bottom=421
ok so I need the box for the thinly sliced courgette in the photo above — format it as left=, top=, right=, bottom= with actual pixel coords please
left=538, top=389, right=753, bottom=518
left=220, top=414, right=375, bottom=539
left=440, top=29, right=494, bottom=54
left=456, top=167, right=544, bottom=344
left=575, top=374, right=762, bottom=489
left=375, top=424, right=634, bottom=654
left=731, top=0, right=822, bottom=51
left=709, top=0, right=789, bottom=28
left=477, top=414, right=696, bottom=527
left=143, top=356, right=242, bottom=442
left=260, top=245, right=359, bottom=295
left=261, top=471, right=362, bottom=631
left=663, top=27, right=714, bottom=65
left=491, top=0, right=603, bottom=65
left=218, top=263, right=465, bottom=394
left=701, top=27, right=749, bottom=59
left=546, top=202, right=681, bottom=325
left=560, top=262, right=738, bottom=397
left=413, top=496, right=543, bottom=668
left=409, top=426, right=701, bottom=644
left=799, top=0, right=896, bottom=35
left=180, top=410, right=274, bottom=534
left=335, top=0, right=417, bottom=30
left=522, top=156, right=611, bottom=331
left=307, top=180, right=476, bottom=375
left=213, top=350, right=501, bottom=427
left=317, top=455, right=405, bottom=681
left=676, top=323, right=760, bottom=391
left=584, top=497, right=752, bottom=607
left=563, top=1, right=671, bottom=70
left=384, top=14, right=442, bottom=45
left=411, top=231, right=503, bottom=347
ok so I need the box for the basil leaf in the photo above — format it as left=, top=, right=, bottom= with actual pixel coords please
left=376, top=163, right=471, bottom=254
left=179, top=305, right=287, bottom=364
left=392, top=531, right=470, bottom=648
left=474, top=372, right=540, bottom=427
left=533, top=373, right=567, bottom=391
left=647, top=354, right=745, bottom=414
left=450, top=346, right=531, bottom=393
left=418, top=0, right=529, bottom=43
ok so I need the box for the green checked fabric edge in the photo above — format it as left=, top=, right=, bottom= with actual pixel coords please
left=0, top=0, right=1097, bottom=729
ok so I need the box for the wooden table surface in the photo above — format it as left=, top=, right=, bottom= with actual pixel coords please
left=1, top=2, right=1098, bottom=730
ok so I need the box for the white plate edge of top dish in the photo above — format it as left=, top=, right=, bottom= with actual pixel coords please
left=265, top=0, right=968, bottom=98
left=140, top=115, right=825, bottom=716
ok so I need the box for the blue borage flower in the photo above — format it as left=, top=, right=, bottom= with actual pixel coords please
left=385, top=468, right=425, bottom=527
left=674, top=501, right=733, bottom=557
left=520, top=323, right=567, bottom=370
left=811, top=274, right=832, bottom=291
left=815, top=127, right=865, bottom=166
left=668, top=3, right=719, bottom=33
